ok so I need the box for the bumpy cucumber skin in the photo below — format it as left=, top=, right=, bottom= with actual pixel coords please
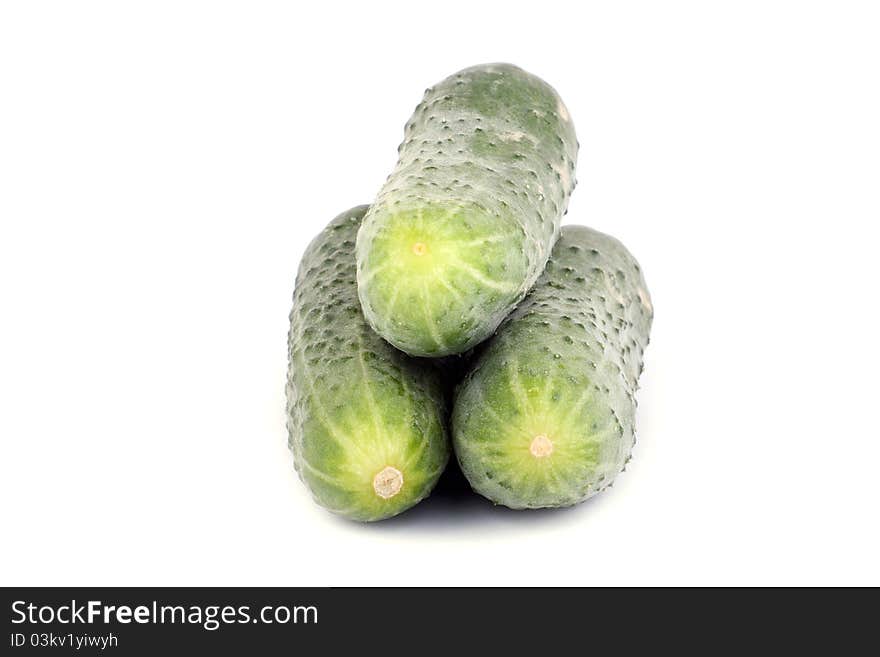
left=357, top=63, right=578, bottom=357
left=452, top=225, right=652, bottom=509
left=287, top=206, right=449, bottom=521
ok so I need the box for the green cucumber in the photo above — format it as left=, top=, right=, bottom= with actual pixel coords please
left=287, top=206, right=449, bottom=521
left=356, top=63, right=578, bottom=357
left=452, top=225, right=653, bottom=509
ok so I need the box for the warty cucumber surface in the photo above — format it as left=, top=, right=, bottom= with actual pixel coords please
left=287, top=206, right=449, bottom=521
left=452, top=225, right=653, bottom=509
left=356, top=63, right=578, bottom=357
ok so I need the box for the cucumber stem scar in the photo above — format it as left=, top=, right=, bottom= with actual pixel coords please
left=529, top=435, right=554, bottom=458
left=373, top=466, right=404, bottom=499
left=412, top=242, right=427, bottom=256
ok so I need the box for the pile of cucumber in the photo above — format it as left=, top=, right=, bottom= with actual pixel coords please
left=287, top=64, right=653, bottom=521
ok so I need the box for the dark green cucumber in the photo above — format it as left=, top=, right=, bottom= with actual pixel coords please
left=452, top=225, right=653, bottom=509
left=287, top=206, right=449, bottom=521
left=356, top=63, right=578, bottom=357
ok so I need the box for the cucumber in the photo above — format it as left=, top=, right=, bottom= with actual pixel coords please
left=356, top=63, right=578, bottom=357
left=287, top=206, right=449, bottom=521
left=451, top=225, right=653, bottom=509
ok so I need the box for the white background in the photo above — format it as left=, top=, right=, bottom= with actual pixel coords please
left=1, top=1, right=878, bottom=586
